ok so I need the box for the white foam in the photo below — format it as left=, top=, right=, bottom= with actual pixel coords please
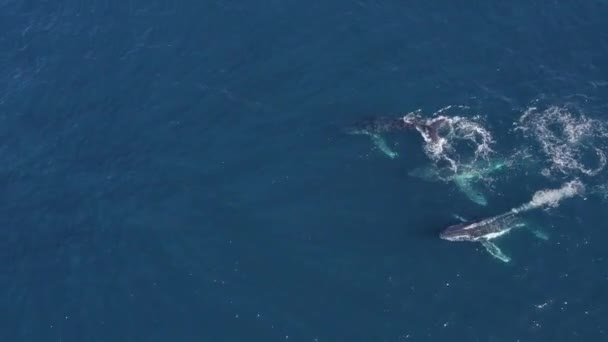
left=512, top=180, right=585, bottom=213
left=529, top=180, right=584, bottom=208
left=515, top=106, right=608, bottom=177
left=404, top=106, right=495, bottom=173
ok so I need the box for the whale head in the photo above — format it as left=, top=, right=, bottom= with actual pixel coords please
left=440, top=222, right=477, bottom=242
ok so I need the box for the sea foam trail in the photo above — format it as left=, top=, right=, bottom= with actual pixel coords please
left=511, top=180, right=585, bottom=214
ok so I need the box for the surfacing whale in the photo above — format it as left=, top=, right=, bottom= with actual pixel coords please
left=440, top=212, right=525, bottom=262
left=409, top=158, right=510, bottom=206
left=347, top=113, right=444, bottom=159
left=440, top=180, right=584, bottom=263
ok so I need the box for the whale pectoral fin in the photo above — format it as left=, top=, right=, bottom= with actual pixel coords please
left=408, top=166, right=439, bottom=182
left=453, top=178, right=488, bottom=206
left=481, top=240, right=511, bottom=263
left=369, top=132, right=398, bottom=159
left=348, top=130, right=398, bottom=159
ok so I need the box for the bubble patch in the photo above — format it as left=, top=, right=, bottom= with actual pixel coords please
left=403, top=106, right=495, bottom=172
left=515, top=106, right=608, bottom=177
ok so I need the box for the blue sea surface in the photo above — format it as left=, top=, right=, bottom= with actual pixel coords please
left=2, top=1, right=608, bottom=341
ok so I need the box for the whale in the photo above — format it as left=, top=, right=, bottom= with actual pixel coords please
left=409, top=158, right=510, bottom=206
left=346, top=116, right=414, bottom=159
left=440, top=180, right=584, bottom=263
left=440, top=211, right=525, bottom=262
left=347, top=116, right=415, bottom=134
left=347, top=113, right=443, bottom=159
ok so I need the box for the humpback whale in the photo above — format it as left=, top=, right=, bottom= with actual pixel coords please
left=440, top=180, right=585, bottom=263
left=347, top=113, right=444, bottom=159
left=409, top=158, right=510, bottom=206
left=440, top=211, right=525, bottom=262
left=348, top=116, right=416, bottom=133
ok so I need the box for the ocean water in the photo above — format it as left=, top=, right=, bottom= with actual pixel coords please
left=1, top=1, right=608, bottom=341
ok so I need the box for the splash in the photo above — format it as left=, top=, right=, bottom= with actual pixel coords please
left=515, top=106, right=608, bottom=177
left=511, top=180, right=585, bottom=214
left=401, top=107, right=506, bottom=206
left=403, top=106, right=495, bottom=172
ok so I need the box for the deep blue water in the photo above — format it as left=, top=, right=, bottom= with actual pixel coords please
left=2, top=1, right=608, bottom=341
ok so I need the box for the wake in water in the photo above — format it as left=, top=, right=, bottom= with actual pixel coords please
left=515, top=105, right=608, bottom=177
